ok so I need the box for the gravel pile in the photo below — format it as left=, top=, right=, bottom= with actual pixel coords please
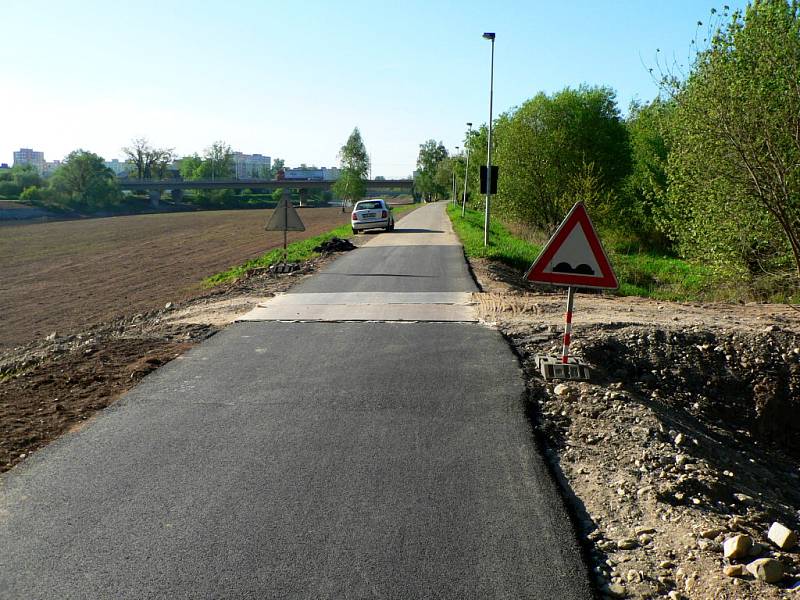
left=506, top=323, right=800, bottom=599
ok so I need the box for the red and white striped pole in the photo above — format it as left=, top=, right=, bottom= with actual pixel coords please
left=561, top=286, right=575, bottom=364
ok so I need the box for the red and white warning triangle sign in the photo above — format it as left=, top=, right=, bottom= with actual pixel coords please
left=524, top=202, right=618, bottom=289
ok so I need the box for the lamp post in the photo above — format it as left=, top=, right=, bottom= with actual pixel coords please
left=452, top=146, right=459, bottom=205
left=461, top=122, right=472, bottom=217
left=482, top=32, right=495, bottom=247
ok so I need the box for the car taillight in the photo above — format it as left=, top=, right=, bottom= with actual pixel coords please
left=381, top=210, right=387, bottom=218
left=351, top=213, right=358, bottom=220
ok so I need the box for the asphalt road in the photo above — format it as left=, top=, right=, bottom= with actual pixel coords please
left=0, top=203, right=593, bottom=599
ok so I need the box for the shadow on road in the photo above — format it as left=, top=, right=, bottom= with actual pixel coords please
left=360, top=228, right=444, bottom=234
left=320, top=273, right=437, bottom=278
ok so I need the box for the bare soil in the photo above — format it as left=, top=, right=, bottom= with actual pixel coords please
left=470, top=258, right=800, bottom=599
left=0, top=207, right=351, bottom=350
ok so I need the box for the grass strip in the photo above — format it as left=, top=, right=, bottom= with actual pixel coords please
left=447, top=204, right=713, bottom=301
left=446, top=204, right=542, bottom=272
left=204, top=203, right=420, bottom=287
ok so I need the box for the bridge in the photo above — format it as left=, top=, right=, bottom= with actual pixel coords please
left=119, top=178, right=415, bottom=206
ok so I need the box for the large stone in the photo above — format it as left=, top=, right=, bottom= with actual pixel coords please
left=746, top=558, right=784, bottom=584
left=554, top=383, right=571, bottom=396
left=722, top=564, right=747, bottom=578
left=723, top=534, right=752, bottom=559
left=700, top=528, right=722, bottom=539
left=605, top=583, right=627, bottom=598
left=767, top=522, right=797, bottom=550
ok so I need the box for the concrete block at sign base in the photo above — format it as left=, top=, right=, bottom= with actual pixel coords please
left=534, top=355, right=591, bottom=381
left=746, top=558, right=784, bottom=584
left=767, top=522, right=797, bottom=550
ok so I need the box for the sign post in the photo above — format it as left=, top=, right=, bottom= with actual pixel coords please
left=265, top=197, right=305, bottom=271
left=523, top=201, right=618, bottom=380
left=561, top=286, right=575, bottom=365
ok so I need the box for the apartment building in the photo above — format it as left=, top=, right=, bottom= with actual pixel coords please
left=232, top=153, right=271, bottom=179
left=13, top=148, right=46, bottom=174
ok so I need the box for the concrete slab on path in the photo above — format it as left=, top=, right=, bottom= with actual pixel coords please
left=239, top=291, right=478, bottom=322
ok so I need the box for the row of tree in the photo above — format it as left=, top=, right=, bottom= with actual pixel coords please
left=123, top=138, right=285, bottom=181
left=417, top=0, right=800, bottom=294
left=6, top=139, right=291, bottom=211
left=19, top=150, right=122, bottom=210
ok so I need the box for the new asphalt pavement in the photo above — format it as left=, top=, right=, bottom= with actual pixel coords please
left=0, top=202, right=593, bottom=599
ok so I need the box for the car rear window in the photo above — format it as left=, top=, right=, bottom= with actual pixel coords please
left=355, top=201, right=383, bottom=210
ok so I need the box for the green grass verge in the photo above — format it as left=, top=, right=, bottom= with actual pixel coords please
left=203, top=224, right=353, bottom=287
left=204, top=203, right=420, bottom=287
left=446, top=204, right=541, bottom=272
left=447, top=204, right=714, bottom=301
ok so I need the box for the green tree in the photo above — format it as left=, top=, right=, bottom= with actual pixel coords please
left=463, top=126, right=487, bottom=209
left=0, top=165, right=43, bottom=198
left=332, top=127, right=369, bottom=208
left=414, top=139, right=448, bottom=201
left=619, top=98, right=674, bottom=249
left=179, top=154, right=204, bottom=180
left=269, top=158, right=285, bottom=179
left=49, top=150, right=121, bottom=209
left=12, top=164, right=43, bottom=189
left=205, top=141, right=234, bottom=179
left=178, top=142, right=234, bottom=181
left=123, top=138, right=175, bottom=179
left=493, top=86, right=630, bottom=231
left=663, top=0, right=800, bottom=284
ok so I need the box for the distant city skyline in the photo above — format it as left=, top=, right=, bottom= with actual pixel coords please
left=2, top=0, right=748, bottom=178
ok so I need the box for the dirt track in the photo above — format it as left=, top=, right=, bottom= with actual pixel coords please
left=0, top=207, right=350, bottom=349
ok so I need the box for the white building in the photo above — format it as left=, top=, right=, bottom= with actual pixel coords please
left=104, top=159, right=130, bottom=176
left=13, top=148, right=46, bottom=174
left=232, top=152, right=271, bottom=179
left=43, top=160, right=62, bottom=176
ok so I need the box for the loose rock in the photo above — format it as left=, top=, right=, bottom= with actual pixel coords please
left=746, top=558, right=784, bottom=584
left=554, top=383, right=571, bottom=397
left=723, top=534, right=753, bottom=559
left=767, top=522, right=797, bottom=550
left=723, top=564, right=748, bottom=578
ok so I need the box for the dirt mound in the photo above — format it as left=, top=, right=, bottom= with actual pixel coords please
left=512, top=325, right=800, bottom=599
left=580, top=327, right=800, bottom=453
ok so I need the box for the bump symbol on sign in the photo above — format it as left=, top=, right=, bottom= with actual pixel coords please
left=553, top=262, right=595, bottom=275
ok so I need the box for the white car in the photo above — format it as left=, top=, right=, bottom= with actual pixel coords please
left=351, top=199, right=394, bottom=234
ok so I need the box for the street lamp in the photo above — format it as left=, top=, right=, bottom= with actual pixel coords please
left=461, top=122, right=472, bottom=217
left=452, top=146, right=459, bottom=205
left=482, top=32, right=495, bottom=246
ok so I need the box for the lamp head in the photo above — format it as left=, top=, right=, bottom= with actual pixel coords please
left=466, top=122, right=472, bottom=127
left=482, top=32, right=495, bottom=40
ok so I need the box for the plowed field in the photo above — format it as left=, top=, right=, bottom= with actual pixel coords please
left=0, top=207, right=351, bottom=349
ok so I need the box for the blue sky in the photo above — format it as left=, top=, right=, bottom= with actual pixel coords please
left=2, top=0, right=747, bottom=177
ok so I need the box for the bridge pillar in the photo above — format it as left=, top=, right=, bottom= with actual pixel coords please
left=171, top=188, right=183, bottom=203
left=298, top=188, right=308, bottom=207
left=149, top=190, right=161, bottom=208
